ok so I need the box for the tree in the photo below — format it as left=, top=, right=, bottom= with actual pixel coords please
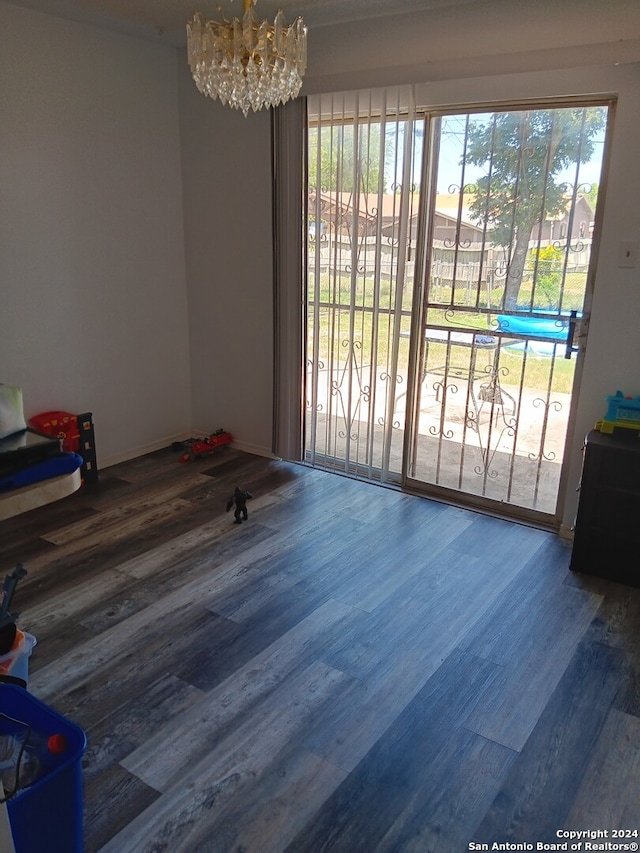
left=529, top=245, right=564, bottom=309
left=308, top=123, right=383, bottom=193
left=464, top=107, right=606, bottom=310
left=583, top=181, right=599, bottom=212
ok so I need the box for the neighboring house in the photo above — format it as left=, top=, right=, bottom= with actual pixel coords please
left=309, top=191, right=483, bottom=243
left=310, top=190, right=593, bottom=246
left=535, top=194, right=594, bottom=243
left=308, top=190, right=593, bottom=285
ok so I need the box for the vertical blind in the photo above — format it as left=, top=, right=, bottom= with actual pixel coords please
left=305, top=87, right=420, bottom=481
left=271, top=96, right=307, bottom=461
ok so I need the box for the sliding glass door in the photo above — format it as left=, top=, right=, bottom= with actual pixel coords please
left=305, top=92, right=611, bottom=525
left=406, top=104, right=610, bottom=519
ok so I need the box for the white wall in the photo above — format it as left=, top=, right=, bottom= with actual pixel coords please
left=0, top=2, right=191, bottom=467
left=304, top=0, right=640, bottom=94
left=177, top=65, right=274, bottom=457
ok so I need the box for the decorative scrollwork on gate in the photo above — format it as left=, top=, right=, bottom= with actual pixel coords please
left=558, top=180, right=593, bottom=196
left=468, top=364, right=518, bottom=478
left=527, top=398, right=563, bottom=462
left=443, top=234, right=472, bottom=250
left=552, top=239, right=586, bottom=255
left=430, top=380, right=457, bottom=438
left=471, top=412, right=517, bottom=479
left=306, top=357, right=325, bottom=411
left=380, top=372, right=404, bottom=429
left=329, top=339, right=372, bottom=442
left=447, top=183, right=477, bottom=195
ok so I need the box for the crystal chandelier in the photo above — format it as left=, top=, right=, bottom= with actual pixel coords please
left=186, top=1, right=307, bottom=117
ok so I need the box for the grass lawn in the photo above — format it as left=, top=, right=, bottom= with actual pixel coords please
left=308, top=270, right=585, bottom=395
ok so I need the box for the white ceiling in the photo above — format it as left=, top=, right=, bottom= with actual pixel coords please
left=4, top=0, right=480, bottom=44
left=5, top=0, right=640, bottom=89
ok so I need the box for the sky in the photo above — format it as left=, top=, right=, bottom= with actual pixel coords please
left=432, top=110, right=608, bottom=196
left=383, top=109, right=608, bottom=196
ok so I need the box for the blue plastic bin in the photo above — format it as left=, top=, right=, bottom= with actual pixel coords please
left=0, top=684, right=87, bottom=853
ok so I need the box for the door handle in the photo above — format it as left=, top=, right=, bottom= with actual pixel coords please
left=565, top=310, right=589, bottom=359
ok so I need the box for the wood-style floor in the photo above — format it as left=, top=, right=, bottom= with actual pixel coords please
left=1, top=446, right=639, bottom=852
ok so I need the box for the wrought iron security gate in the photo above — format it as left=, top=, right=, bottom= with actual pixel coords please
left=305, top=90, right=421, bottom=482
left=305, top=93, right=611, bottom=524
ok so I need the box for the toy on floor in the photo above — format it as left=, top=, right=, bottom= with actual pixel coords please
left=0, top=564, right=26, bottom=655
left=226, top=487, right=252, bottom=524
left=0, top=564, right=37, bottom=688
left=176, top=429, right=232, bottom=462
left=595, top=391, right=640, bottom=435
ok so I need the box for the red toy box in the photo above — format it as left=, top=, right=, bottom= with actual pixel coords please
left=28, top=412, right=79, bottom=453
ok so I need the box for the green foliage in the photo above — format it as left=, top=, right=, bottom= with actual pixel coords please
left=465, top=108, right=606, bottom=244
left=583, top=182, right=599, bottom=211
left=464, top=106, right=607, bottom=308
left=529, top=245, right=564, bottom=308
left=308, top=119, right=420, bottom=194
left=308, top=123, right=383, bottom=193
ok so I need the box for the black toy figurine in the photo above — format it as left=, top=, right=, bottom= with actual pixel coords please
left=226, top=487, right=252, bottom=524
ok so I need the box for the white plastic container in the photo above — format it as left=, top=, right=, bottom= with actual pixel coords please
left=0, top=632, right=36, bottom=688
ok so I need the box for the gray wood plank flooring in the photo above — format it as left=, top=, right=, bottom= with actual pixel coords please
left=1, top=446, right=638, bottom=852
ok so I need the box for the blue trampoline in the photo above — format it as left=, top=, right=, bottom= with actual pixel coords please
left=497, top=313, right=570, bottom=356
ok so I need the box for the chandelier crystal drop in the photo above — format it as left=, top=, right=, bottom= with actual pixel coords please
left=186, top=1, right=307, bottom=117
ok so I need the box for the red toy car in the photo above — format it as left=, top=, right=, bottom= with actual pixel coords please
left=179, top=430, right=232, bottom=462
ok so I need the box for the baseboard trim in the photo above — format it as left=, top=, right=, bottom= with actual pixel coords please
left=229, top=440, right=276, bottom=459
left=101, top=433, right=275, bottom=470
left=100, top=432, right=192, bottom=470
left=558, top=523, right=574, bottom=541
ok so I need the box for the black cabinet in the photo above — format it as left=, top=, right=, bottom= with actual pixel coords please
left=570, top=428, right=640, bottom=587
